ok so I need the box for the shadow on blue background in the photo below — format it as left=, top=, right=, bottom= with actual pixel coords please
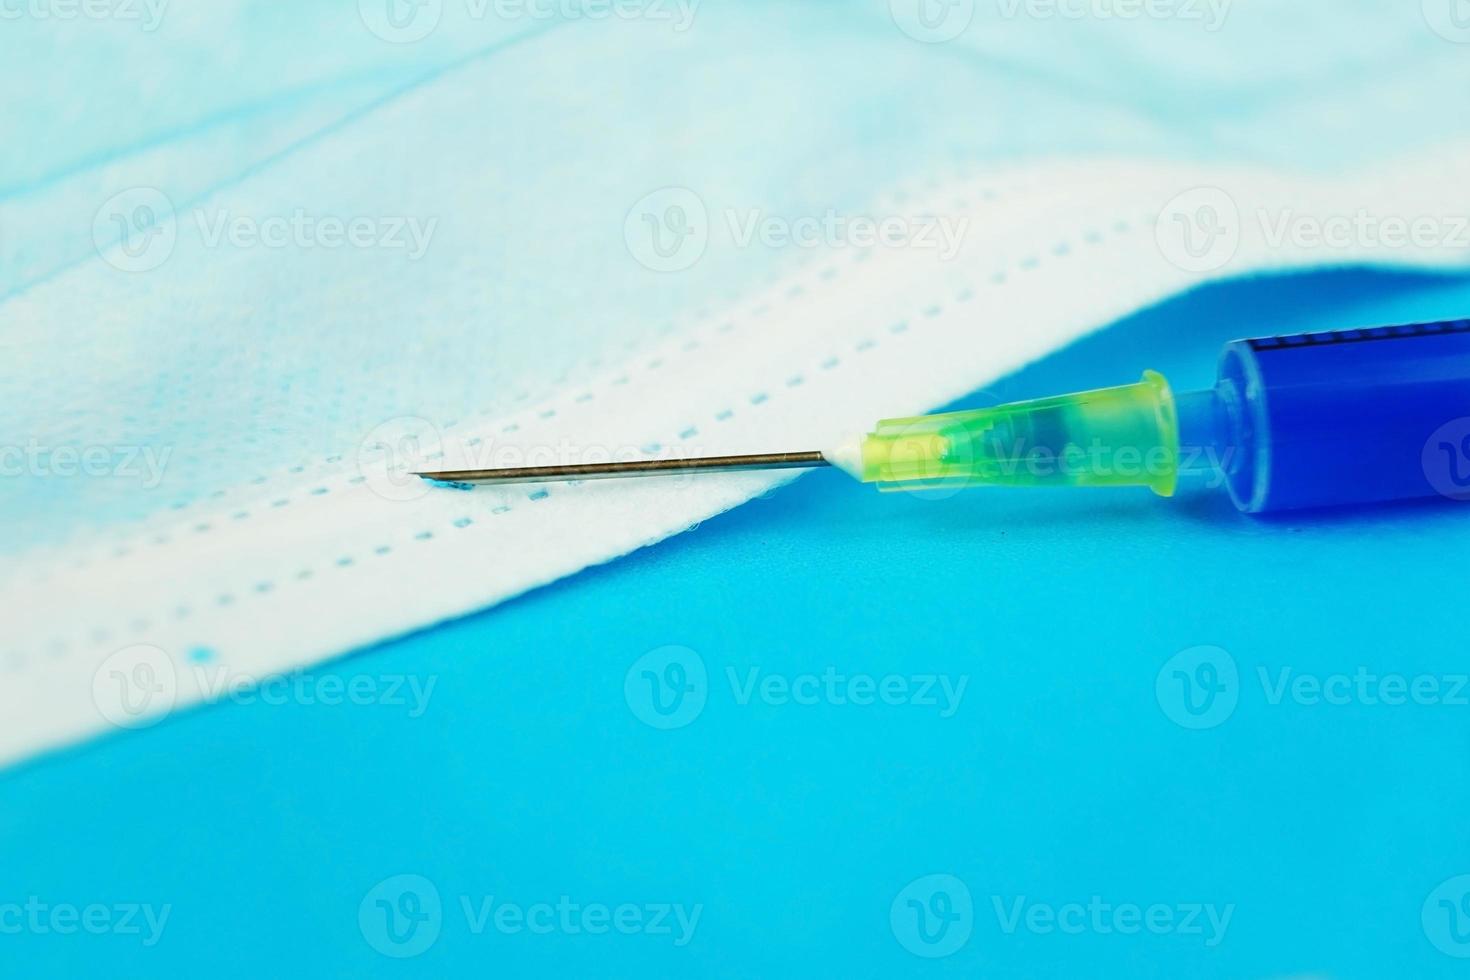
left=4, top=267, right=1470, bottom=978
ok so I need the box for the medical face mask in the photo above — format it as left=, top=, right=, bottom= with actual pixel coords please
left=2, top=0, right=1468, bottom=766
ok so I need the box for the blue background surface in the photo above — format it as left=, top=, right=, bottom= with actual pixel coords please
left=6, top=1, right=1470, bottom=974
left=5, top=268, right=1470, bottom=978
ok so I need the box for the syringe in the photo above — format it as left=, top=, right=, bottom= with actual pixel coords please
left=420, top=319, right=1470, bottom=514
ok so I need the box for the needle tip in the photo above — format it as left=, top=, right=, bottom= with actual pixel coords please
left=415, top=473, right=476, bottom=490
left=411, top=451, right=830, bottom=487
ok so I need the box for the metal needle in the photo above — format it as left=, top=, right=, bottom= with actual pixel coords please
left=415, top=450, right=831, bottom=485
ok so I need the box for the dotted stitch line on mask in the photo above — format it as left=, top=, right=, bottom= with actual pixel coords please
left=114, top=174, right=1007, bottom=541
left=33, top=200, right=1161, bottom=661
left=11, top=205, right=1155, bottom=670
left=26, top=194, right=1149, bottom=612
left=54, top=187, right=1022, bottom=577
left=134, top=176, right=1011, bottom=517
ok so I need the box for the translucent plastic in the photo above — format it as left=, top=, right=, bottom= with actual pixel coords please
left=858, top=371, right=1181, bottom=495
left=855, top=318, right=1470, bottom=513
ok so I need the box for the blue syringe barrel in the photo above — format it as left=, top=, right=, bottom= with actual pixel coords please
left=1177, top=319, right=1470, bottom=513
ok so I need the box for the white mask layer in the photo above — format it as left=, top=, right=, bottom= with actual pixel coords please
left=3, top=146, right=1468, bottom=766
left=6, top=1, right=1470, bottom=766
